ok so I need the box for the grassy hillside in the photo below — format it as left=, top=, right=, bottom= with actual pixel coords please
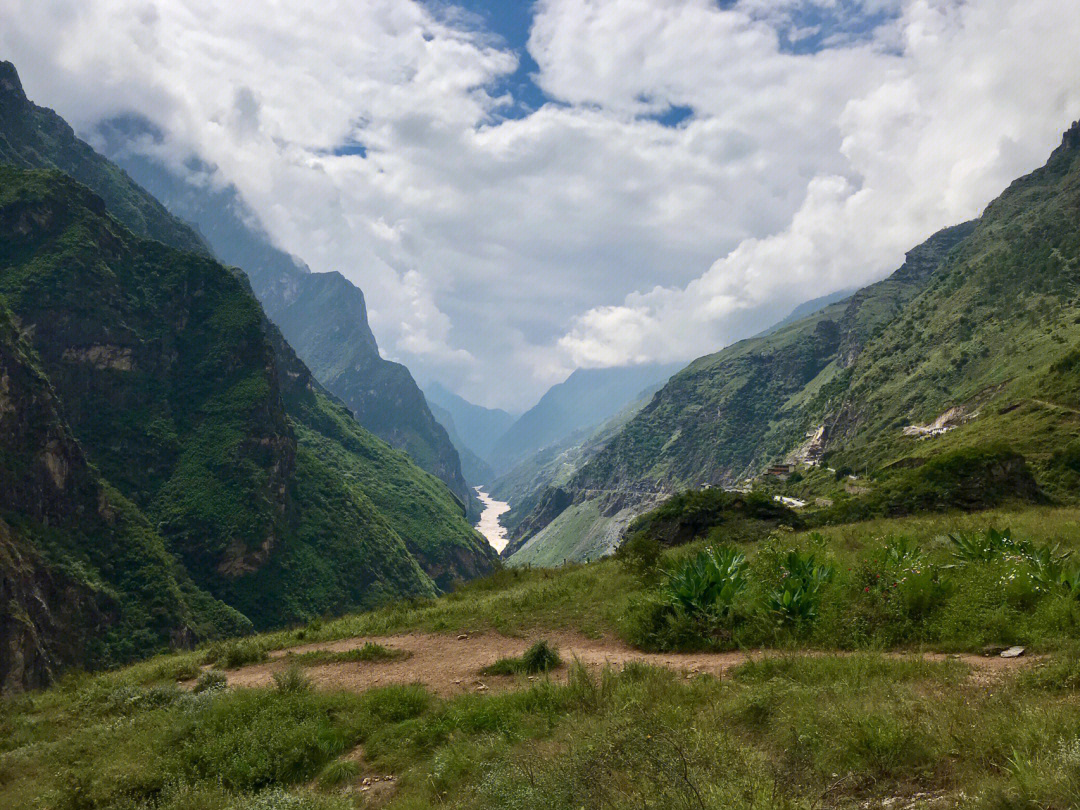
left=6, top=504, right=1080, bottom=808
left=0, top=164, right=494, bottom=688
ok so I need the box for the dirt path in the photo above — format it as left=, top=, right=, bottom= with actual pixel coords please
left=220, top=631, right=1036, bottom=697
left=1032, top=398, right=1080, bottom=416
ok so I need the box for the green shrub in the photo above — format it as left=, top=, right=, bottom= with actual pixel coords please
left=947, top=527, right=1033, bottom=562
left=625, top=487, right=799, bottom=547
left=617, top=592, right=703, bottom=652
left=767, top=550, right=834, bottom=626
left=663, top=546, right=748, bottom=620
left=316, top=759, right=361, bottom=787
left=948, top=528, right=1075, bottom=604
left=203, top=638, right=267, bottom=669
left=272, top=666, right=311, bottom=694
left=863, top=539, right=953, bottom=623
left=615, top=531, right=662, bottom=579
left=193, top=670, right=228, bottom=694
left=521, top=640, right=562, bottom=673
left=287, top=642, right=404, bottom=666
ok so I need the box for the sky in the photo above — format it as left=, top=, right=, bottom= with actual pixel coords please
left=2, top=0, right=1080, bottom=409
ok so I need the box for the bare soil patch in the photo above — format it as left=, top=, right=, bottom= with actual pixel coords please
left=219, top=631, right=1037, bottom=697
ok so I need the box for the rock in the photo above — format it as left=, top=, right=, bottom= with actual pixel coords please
left=1000, top=646, right=1026, bottom=659
left=982, top=644, right=1009, bottom=657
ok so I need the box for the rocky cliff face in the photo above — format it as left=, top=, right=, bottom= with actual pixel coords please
left=0, top=303, right=109, bottom=690
left=266, top=270, right=477, bottom=517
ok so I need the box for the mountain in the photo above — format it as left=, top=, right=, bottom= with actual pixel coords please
left=0, top=63, right=208, bottom=259
left=90, top=113, right=477, bottom=518
left=0, top=295, right=250, bottom=691
left=756, top=288, right=854, bottom=337
left=571, top=221, right=976, bottom=495
left=508, top=121, right=1080, bottom=565
left=424, top=380, right=516, bottom=466
left=0, top=103, right=496, bottom=689
left=491, top=389, right=656, bottom=561
left=426, top=400, right=496, bottom=485
left=491, top=364, right=681, bottom=472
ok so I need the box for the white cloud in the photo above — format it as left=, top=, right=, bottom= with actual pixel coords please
left=554, top=0, right=1080, bottom=369
left=1, top=0, right=1078, bottom=408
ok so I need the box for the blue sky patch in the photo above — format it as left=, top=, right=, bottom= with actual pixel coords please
left=332, top=141, right=368, bottom=158
left=646, top=104, right=695, bottom=128
left=766, top=1, right=900, bottom=55
left=423, top=0, right=548, bottom=119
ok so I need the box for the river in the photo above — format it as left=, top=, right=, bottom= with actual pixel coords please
left=474, top=486, right=511, bottom=553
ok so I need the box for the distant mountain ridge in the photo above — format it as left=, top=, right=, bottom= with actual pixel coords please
left=491, top=363, right=682, bottom=472
left=426, top=401, right=496, bottom=486
left=424, top=381, right=517, bottom=475
left=92, top=113, right=476, bottom=517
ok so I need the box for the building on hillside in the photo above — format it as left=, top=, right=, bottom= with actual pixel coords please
left=765, top=463, right=795, bottom=479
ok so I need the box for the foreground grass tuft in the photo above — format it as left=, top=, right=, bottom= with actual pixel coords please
left=285, top=642, right=406, bottom=667
left=482, top=640, right=563, bottom=676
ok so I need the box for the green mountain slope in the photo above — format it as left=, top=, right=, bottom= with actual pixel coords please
left=493, top=387, right=661, bottom=553
left=511, top=121, right=1080, bottom=565
left=0, top=295, right=249, bottom=690
left=272, top=270, right=477, bottom=519
left=572, top=221, right=976, bottom=496
left=90, top=112, right=476, bottom=517
left=0, top=164, right=494, bottom=688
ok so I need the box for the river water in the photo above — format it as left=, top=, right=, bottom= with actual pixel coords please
left=474, top=486, right=511, bottom=553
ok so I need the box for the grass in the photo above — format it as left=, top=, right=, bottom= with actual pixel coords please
left=284, top=642, right=408, bottom=666
left=5, top=651, right=1080, bottom=808
left=234, top=504, right=1080, bottom=659
left=203, top=638, right=269, bottom=669
left=480, top=640, right=562, bottom=676
left=6, top=505, right=1080, bottom=808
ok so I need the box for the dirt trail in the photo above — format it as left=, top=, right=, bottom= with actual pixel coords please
left=221, top=631, right=1035, bottom=697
